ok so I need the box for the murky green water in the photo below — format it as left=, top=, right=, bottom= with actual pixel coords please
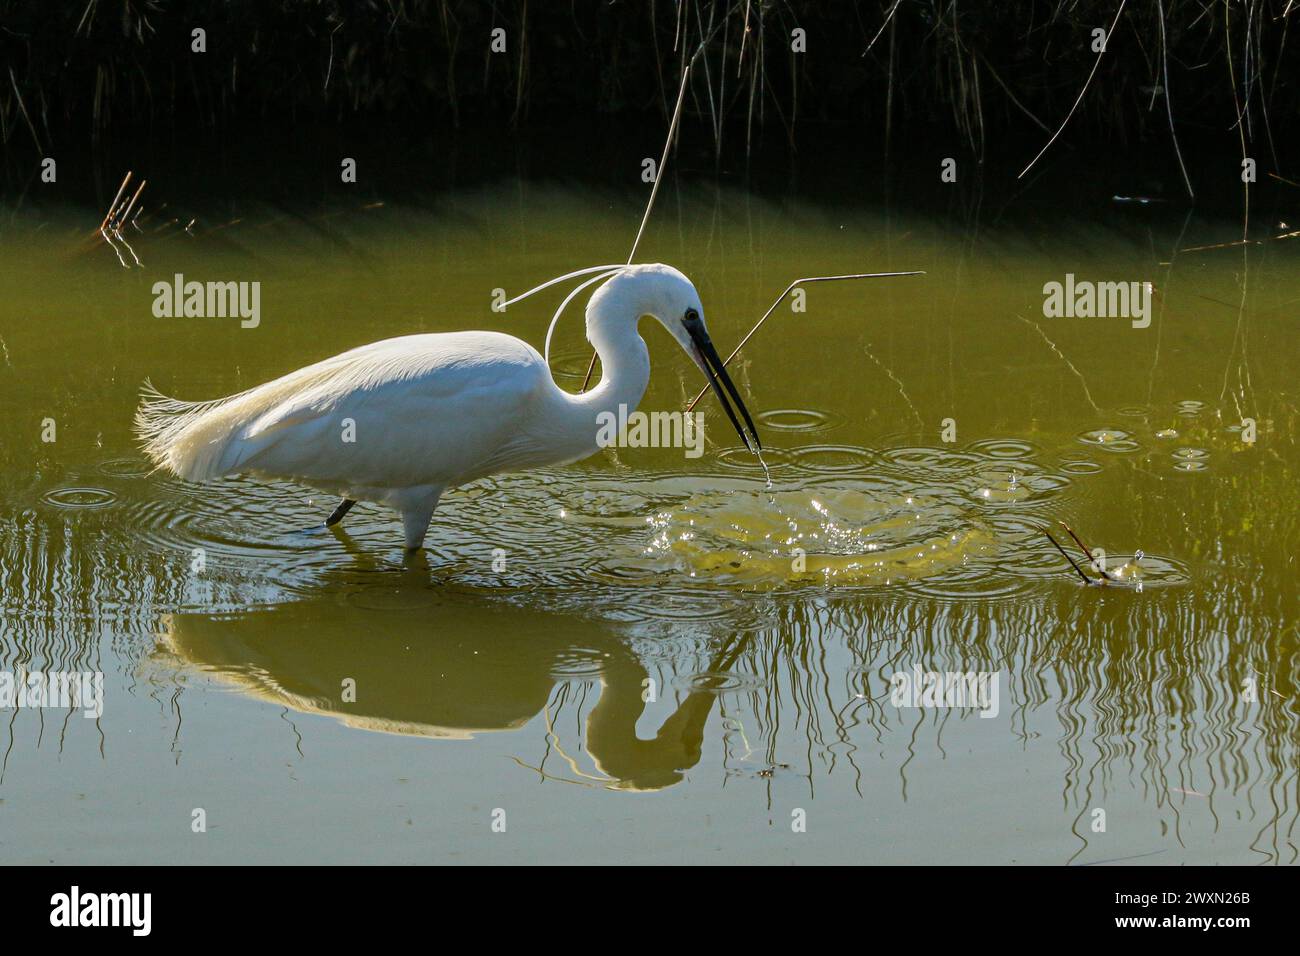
left=1, top=179, right=1297, bottom=863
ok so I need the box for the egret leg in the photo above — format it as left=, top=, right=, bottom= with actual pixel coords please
left=325, top=498, right=357, bottom=527
left=395, top=487, right=443, bottom=551
left=400, top=508, right=435, bottom=550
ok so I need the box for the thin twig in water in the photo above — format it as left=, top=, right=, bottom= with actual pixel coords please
left=1146, top=206, right=1193, bottom=404
left=627, top=60, right=693, bottom=267
left=7, top=67, right=42, bottom=151
left=100, top=228, right=128, bottom=268
left=1060, top=521, right=1119, bottom=582
left=578, top=47, right=702, bottom=393
left=861, top=0, right=903, bottom=56
left=1042, top=528, right=1094, bottom=585
left=1012, top=313, right=1102, bottom=414
left=1018, top=0, right=1128, bottom=180
left=115, top=178, right=146, bottom=231
left=96, top=171, right=132, bottom=236
left=324, top=21, right=343, bottom=94
left=684, top=272, right=925, bottom=412
left=975, top=51, right=1050, bottom=133
left=95, top=173, right=136, bottom=268
left=862, top=341, right=926, bottom=430
left=1219, top=0, right=1256, bottom=425
left=1175, top=237, right=1261, bottom=254
left=737, top=0, right=752, bottom=76
left=1157, top=0, right=1195, bottom=198
left=92, top=172, right=146, bottom=267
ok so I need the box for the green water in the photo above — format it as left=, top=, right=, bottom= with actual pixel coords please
left=0, top=180, right=1297, bottom=863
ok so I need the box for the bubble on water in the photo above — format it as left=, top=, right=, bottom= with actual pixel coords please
left=1172, top=447, right=1209, bottom=472
left=972, top=467, right=1069, bottom=503
left=1077, top=429, right=1140, bottom=453
left=1095, top=551, right=1187, bottom=587
left=973, top=481, right=1033, bottom=503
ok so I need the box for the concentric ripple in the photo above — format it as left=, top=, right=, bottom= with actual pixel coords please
left=967, top=437, right=1038, bottom=460
left=1077, top=428, right=1141, bottom=453
left=1116, top=404, right=1152, bottom=418
left=672, top=670, right=767, bottom=694
left=757, top=407, right=840, bottom=433
left=1059, top=458, right=1103, bottom=476
left=715, top=446, right=796, bottom=473
left=789, top=444, right=877, bottom=474
left=1171, top=447, right=1210, bottom=472
left=97, top=457, right=153, bottom=479
left=42, top=486, right=117, bottom=509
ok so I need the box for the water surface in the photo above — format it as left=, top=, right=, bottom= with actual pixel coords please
left=1, top=178, right=1297, bottom=863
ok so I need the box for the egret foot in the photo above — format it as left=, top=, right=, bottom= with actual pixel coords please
left=325, top=498, right=357, bottom=528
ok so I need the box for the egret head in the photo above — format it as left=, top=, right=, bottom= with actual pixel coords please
left=593, top=264, right=762, bottom=453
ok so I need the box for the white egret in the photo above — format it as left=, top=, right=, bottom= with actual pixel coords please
left=135, top=263, right=760, bottom=550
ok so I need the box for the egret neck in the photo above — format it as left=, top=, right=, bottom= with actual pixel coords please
left=571, top=310, right=651, bottom=424
left=549, top=281, right=657, bottom=462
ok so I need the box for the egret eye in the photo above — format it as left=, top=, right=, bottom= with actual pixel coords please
left=683, top=308, right=700, bottom=324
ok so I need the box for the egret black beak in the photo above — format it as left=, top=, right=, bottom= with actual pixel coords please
left=684, top=318, right=761, bottom=453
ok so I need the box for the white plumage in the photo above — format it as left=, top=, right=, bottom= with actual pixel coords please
left=135, top=263, right=760, bottom=550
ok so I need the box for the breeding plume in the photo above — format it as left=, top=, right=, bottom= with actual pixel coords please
left=135, top=264, right=759, bottom=550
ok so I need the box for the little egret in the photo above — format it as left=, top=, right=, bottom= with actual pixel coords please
left=135, top=263, right=760, bottom=550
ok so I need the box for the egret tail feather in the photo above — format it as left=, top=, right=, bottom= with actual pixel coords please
left=134, top=378, right=265, bottom=480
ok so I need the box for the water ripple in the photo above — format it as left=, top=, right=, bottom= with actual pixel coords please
left=42, top=486, right=117, bottom=509
left=1077, top=429, right=1141, bottom=453
left=757, top=407, right=840, bottom=432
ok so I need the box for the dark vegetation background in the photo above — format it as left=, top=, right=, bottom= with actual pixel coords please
left=1, top=1, right=1296, bottom=206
